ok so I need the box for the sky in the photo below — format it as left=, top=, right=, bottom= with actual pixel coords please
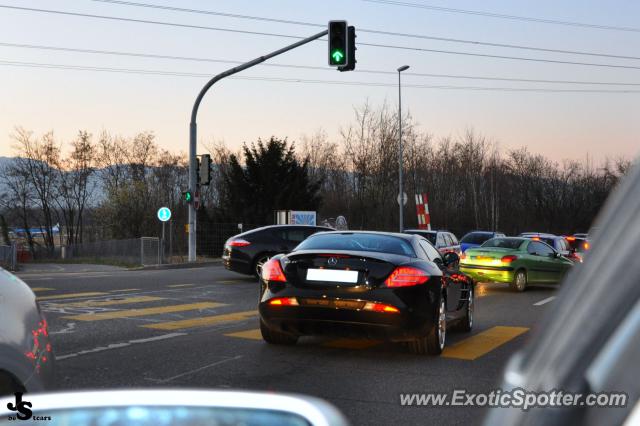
left=0, top=0, right=639, bottom=162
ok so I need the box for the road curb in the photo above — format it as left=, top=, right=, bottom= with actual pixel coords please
left=131, top=259, right=222, bottom=271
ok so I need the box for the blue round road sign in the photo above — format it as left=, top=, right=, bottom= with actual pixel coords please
left=157, top=207, right=171, bottom=222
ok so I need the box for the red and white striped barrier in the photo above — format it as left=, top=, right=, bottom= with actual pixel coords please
left=415, top=193, right=431, bottom=230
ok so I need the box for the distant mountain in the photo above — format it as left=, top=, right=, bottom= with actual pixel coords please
left=0, top=157, right=12, bottom=195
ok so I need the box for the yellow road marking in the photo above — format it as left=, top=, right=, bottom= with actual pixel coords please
left=144, top=310, right=258, bottom=331
left=38, top=292, right=108, bottom=301
left=443, top=326, right=529, bottom=360
left=323, top=339, right=382, bottom=349
left=111, top=288, right=140, bottom=292
left=63, top=302, right=225, bottom=321
left=31, top=287, right=54, bottom=292
left=225, top=328, right=262, bottom=340
left=167, top=284, right=194, bottom=288
left=51, top=296, right=165, bottom=308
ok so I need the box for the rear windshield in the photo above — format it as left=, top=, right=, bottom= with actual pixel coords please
left=460, top=232, right=493, bottom=245
left=295, top=233, right=416, bottom=257
left=404, top=231, right=436, bottom=245
left=525, top=236, right=556, bottom=247
left=567, top=238, right=589, bottom=252
left=481, top=238, right=524, bottom=249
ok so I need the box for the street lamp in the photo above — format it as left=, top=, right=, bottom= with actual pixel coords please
left=397, top=65, right=410, bottom=232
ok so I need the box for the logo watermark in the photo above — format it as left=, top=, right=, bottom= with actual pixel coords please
left=6, top=393, right=51, bottom=421
left=399, top=388, right=628, bottom=411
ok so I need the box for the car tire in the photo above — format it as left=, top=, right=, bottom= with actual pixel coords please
left=459, top=285, right=474, bottom=332
left=409, top=296, right=446, bottom=356
left=260, top=320, right=298, bottom=345
left=253, top=255, right=271, bottom=279
left=510, top=269, right=527, bottom=292
left=0, top=371, right=23, bottom=397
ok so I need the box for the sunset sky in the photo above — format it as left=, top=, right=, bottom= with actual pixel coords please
left=1, top=0, right=639, bottom=162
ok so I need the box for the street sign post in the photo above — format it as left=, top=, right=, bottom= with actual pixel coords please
left=157, top=207, right=172, bottom=222
left=157, top=207, right=171, bottom=264
left=397, top=192, right=408, bottom=206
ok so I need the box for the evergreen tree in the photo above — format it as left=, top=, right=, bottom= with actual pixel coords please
left=221, top=137, right=321, bottom=224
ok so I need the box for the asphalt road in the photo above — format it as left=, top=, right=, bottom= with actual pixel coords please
left=17, top=263, right=558, bottom=426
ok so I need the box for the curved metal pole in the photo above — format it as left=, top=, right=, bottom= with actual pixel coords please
left=188, top=30, right=327, bottom=262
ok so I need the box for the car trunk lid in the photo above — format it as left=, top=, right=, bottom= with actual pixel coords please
left=283, top=250, right=409, bottom=290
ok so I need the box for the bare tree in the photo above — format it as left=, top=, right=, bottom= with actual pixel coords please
left=11, top=128, right=60, bottom=253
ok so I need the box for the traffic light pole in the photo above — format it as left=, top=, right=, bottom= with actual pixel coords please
left=188, top=29, right=328, bottom=262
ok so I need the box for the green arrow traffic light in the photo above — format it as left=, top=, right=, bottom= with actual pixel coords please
left=184, top=191, right=193, bottom=203
left=331, top=49, right=344, bottom=63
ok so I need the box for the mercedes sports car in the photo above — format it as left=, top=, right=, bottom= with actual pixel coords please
left=459, top=237, right=573, bottom=291
left=258, top=231, right=474, bottom=355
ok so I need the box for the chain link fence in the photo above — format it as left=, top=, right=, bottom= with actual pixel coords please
left=0, top=243, right=17, bottom=271
left=64, top=237, right=160, bottom=266
left=162, top=222, right=261, bottom=262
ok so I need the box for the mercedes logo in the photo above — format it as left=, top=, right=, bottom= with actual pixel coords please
left=327, top=257, right=338, bottom=266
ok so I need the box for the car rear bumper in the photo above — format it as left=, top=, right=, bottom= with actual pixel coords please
left=259, top=289, right=438, bottom=341
left=460, top=265, right=514, bottom=283
left=222, top=255, right=252, bottom=275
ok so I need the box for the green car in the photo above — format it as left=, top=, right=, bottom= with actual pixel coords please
left=459, top=237, right=573, bottom=291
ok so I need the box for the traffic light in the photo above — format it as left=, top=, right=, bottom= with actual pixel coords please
left=199, top=154, right=212, bottom=186
left=183, top=190, right=193, bottom=203
left=328, top=20, right=348, bottom=67
left=338, top=26, right=356, bottom=72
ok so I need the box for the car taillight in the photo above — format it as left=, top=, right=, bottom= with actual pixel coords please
left=268, top=297, right=298, bottom=306
left=566, top=236, right=576, bottom=241
left=384, top=266, right=429, bottom=288
left=584, top=242, right=590, bottom=250
left=363, top=302, right=400, bottom=313
left=228, top=239, right=251, bottom=247
left=501, top=255, right=518, bottom=263
left=261, top=258, right=286, bottom=282
left=460, top=253, right=467, bottom=260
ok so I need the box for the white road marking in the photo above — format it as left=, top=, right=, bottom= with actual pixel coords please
left=533, top=296, right=556, bottom=306
left=50, top=322, right=77, bottom=335
left=55, top=332, right=186, bottom=360
left=148, top=355, right=243, bottom=384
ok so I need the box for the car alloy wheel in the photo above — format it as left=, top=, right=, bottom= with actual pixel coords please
left=437, top=297, right=446, bottom=350
left=254, top=255, right=270, bottom=278
left=513, top=270, right=527, bottom=292
left=466, top=287, right=474, bottom=330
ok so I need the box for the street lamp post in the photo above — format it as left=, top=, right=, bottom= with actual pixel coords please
left=397, top=65, right=410, bottom=232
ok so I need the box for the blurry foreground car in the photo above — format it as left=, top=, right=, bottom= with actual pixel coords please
left=485, top=163, right=640, bottom=425
left=259, top=231, right=474, bottom=355
left=460, top=237, right=573, bottom=291
left=222, top=225, right=333, bottom=277
left=403, top=229, right=461, bottom=255
left=0, top=390, right=348, bottom=426
left=460, top=231, right=505, bottom=253
left=0, top=268, right=55, bottom=396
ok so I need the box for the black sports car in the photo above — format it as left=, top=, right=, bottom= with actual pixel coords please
left=258, top=231, right=474, bottom=355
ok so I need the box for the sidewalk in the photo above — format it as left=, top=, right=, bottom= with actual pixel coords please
left=135, top=258, right=222, bottom=270
left=16, top=263, right=128, bottom=275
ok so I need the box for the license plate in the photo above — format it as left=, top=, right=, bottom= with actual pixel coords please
left=306, top=268, right=358, bottom=283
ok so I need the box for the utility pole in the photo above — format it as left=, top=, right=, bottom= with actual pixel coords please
left=397, top=65, right=410, bottom=232
left=187, top=29, right=333, bottom=261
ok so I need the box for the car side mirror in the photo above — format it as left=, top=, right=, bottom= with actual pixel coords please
left=549, top=252, right=559, bottom=258
left=443, top=252, right=460, bottom=267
